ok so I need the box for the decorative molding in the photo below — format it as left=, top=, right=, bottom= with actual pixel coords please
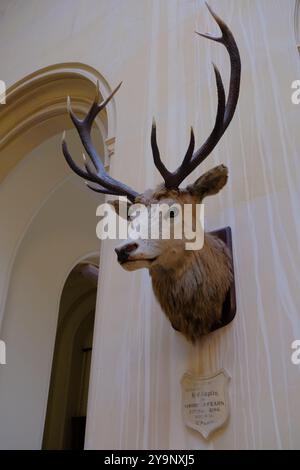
left=0, top=62, right=117, bottom=181
left=104, top=136, right=116, bottom=166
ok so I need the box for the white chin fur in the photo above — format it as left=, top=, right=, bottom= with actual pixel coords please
left=120, top=259, right=153, bottom=271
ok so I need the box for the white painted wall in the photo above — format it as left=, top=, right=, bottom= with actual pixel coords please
left=85, top=0, right=300, bottom=450
left=0, top=0, right=300, bottom=450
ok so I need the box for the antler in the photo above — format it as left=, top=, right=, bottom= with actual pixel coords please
left=151, top=2, right=241, bottom=189
left=62, top=81, right=139, bottom=202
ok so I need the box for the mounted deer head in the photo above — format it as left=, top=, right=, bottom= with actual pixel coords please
left=62, top=3, right=241, bottom=342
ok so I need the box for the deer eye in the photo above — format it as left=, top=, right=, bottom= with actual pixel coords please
left=166, top=207, right=179, bottom=219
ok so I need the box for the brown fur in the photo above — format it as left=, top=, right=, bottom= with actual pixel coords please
left=116, top=165, right=233, bottom=342
left=150, top=233, right=232, bottom=342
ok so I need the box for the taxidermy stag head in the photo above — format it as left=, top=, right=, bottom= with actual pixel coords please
left=62, top=3, right=241, bottom=342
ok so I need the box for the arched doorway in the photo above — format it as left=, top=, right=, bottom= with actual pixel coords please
left=0, top=64, right=117, bottom=449
left=43, top=262, right=98, bottom=450
left=0, top=61, right=117, bottom=334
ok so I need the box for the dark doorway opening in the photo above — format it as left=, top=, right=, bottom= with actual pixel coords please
left=42, top=263, right=98, bottom=450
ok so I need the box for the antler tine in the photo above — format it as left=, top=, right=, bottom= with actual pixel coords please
left=67, top=82, right=121, bottom=170
left=62, top=132, right=92, bottom=181
left=82, top=153, right=95, bottom=175
left=197, top=2, right=241, bottom=128
left=63, top=84, right=139, bottom=203
left=62, top=133, right=116, bottom=193
left=81, top=153, right=118, bottom=197
left=151, top=118, right=173, bottom=182
left=84, top=81, right=122, bottom=130
left=85, top=182, right=123, bottom=196
left=63, top=139, right=124, bottom=197
left=151, top=121, right=196, bottom=189
left=184, top=3, right=240, bottom=178
left=62, top=132, right=137, bottom=201
left=152, top=2, right=240, bottom=189
left=67, top=81, right=122, bottom=129
left=160, top=61, right=226, bottom=188
left=180, top=127, right=195, bottom=169
left=183, top=61, right=226, bottom=177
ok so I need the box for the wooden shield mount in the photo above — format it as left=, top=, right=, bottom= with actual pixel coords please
left=209, top=226, right=236, bottom=334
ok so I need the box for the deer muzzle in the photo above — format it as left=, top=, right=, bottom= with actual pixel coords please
left=115, top=242, right=138, bottom=264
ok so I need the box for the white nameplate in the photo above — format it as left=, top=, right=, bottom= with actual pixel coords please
left=181, top=369, right=230, bottom=439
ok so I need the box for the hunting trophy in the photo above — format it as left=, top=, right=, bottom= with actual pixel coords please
left=62, top=3, right=240, bottom=342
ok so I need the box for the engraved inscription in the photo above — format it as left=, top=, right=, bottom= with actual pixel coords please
left=181, top=369, right=230, bottom=439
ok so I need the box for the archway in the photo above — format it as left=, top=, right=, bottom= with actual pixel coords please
left=0, top=62, right=117, bottom=333
left=43, top=262, right=98, bottom=450
left=0, top=64, right=116, bottom=449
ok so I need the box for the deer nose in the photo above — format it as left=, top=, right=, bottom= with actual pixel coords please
left=115, top=243, right=138, bottom=263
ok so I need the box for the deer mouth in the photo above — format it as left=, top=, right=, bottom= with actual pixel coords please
left=119, top=256, right=157, bottom=265
left=120, top=256, right=157, bottom=265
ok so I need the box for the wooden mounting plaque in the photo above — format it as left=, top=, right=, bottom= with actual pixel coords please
left=209, top=226, right=236, bottom=333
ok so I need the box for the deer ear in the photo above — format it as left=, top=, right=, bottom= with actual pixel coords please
left=108, top=199, right=132, bottom=220
left=187, top=164, right=228, bottom=200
